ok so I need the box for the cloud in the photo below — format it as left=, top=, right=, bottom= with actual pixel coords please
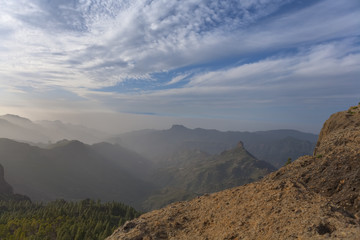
left=82, top=39, right=360, bottom=118
left=0, top=0, right=295, bottom=91
left=165, top=74, right=189, bottom=86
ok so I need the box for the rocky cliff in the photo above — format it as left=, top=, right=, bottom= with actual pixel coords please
left=0, top=163, right=29, bottom=201
left=107, top=105, right=360, bottom=240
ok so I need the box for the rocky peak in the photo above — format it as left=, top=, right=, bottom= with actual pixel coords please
left=0, top=164, right=13, bottom=195
left=236, top=141, right=244, bottom=148
left=169, top=124, right=188, bottom=131
left=0, top=114, right=33, bottom=125
left=314, top=104, right=360, bottom=156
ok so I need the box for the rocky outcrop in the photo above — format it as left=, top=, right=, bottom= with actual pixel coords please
left=107, top=105, right=360, bottom=240
left=0, top=164, right=13, bottom=195
left=273, top=105, right=360, bottom=217
left=0, top=163, right=30, bottom=201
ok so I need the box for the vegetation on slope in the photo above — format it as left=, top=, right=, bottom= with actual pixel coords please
left=0, top=199, right=139, bottom=240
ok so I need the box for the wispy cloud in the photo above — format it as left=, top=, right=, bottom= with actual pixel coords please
left=84, top=39, right=360, bottom=118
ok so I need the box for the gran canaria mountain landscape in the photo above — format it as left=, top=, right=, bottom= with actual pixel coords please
left=106, top=105, right=360, bottom=239
left=0, top=1, right=359, bottom=239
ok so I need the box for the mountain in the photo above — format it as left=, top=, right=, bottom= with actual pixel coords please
left=0, top=116, right=49, bottom=143
left=107, top=105, right=360, bottom=239
left=91, top=142, right=154, bottom=180
left=109, top=125, right=317, bottom=168
left=0, top=139, right=154, bottom=208
left=0, top=135, right=273, bottom=211
left=0, top=114, right=106, bottom=144
left=143, top=142, right=275, bottom=210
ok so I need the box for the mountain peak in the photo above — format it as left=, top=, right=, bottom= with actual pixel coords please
left=170, top=124, right=188, bottom=130
left=236, top=141, right=244, bottom=148
left=314, top=105, right=360, bottom=156
left=0, top=114, right=32, bottom=124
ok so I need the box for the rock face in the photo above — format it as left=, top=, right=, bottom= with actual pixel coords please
left=0, top=163, right=29, bottom=201
left=0, top=164, right=13, bottom=195
left=107, top=105, right=360, bottom=240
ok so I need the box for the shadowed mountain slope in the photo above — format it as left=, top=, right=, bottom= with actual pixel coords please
left=0, top=139, right=154, bottom=208
left=0, top=163, right=30, bottom=201
left=107, top=105, right=360, bottom=239
left=143, top=142, right=275, bottom=210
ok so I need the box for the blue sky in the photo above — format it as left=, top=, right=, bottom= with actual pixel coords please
left=0, top=0, right=359, bottom=133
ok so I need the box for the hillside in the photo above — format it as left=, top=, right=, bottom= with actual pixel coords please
left=0, top=139, right=154, bottom=208
left=144, top=142, right=275, bottom=210
left=107, top=105, right=360, bottom=239
left=110, top=125, right=317, bottom=168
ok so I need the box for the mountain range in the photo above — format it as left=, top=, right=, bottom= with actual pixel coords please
left=109, top=124, right=317, bottom=168
left=0, top=137, right=275, bottom=211
left=0, top=114, right=106, bottom=144
left=0, top=113, right=317, bottom=168
left=0, top=113, right=317, bottom=211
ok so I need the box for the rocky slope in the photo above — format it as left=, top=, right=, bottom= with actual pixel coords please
left=107, top=105, right=360, bottom=239
left=143, top=142, right=275, bottom=210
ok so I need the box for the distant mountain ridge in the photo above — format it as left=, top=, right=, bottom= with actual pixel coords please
left=0, top=114, right=106, bottom=144
left=110, top=124, right=318, bottom=168
left=0, top=113, right=317, bottom=168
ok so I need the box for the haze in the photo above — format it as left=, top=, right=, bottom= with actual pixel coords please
left=1, top=0, right=359, bottom=134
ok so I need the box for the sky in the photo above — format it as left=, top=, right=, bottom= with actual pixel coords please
left=0, top=0, right=359, bottom=134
